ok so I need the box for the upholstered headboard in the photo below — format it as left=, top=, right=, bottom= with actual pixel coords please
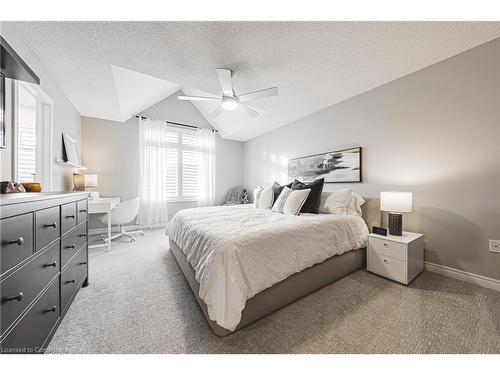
left=361, top=197, right=381, bottom=233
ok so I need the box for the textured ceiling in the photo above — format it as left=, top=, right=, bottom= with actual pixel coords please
left=4, top=22, right=500, bottom=141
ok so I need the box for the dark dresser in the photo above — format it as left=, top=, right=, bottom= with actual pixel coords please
left=0, top=192, right=89, bottom=354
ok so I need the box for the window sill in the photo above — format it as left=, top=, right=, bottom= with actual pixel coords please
left=167, top=199, right=198, bottom=203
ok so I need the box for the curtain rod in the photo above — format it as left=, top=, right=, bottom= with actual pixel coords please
left=134, top=115, right=218, bottom=133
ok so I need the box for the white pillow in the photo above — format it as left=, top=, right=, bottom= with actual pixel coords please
left=346, top=192, right=365, bottom=216
left=253, top=186, right=263, bottom=208
left=283, top=188, right=311, bottom=215
left=272, top=186, right=293, bottom=213
left=258, top=185, right=274, bottom=209
left=323, top=188, right=352, bottom=215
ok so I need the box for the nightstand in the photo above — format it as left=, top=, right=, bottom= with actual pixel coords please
left=367, top=231, right=424, bottom=284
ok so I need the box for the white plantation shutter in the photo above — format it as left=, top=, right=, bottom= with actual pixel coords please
left=17, top=85, right=37, bottom=182
left=166, top=148, right=179, bottom=199
left=182, top=149, right=198, bottom=198
left=165, top=127, right=199, bottom=201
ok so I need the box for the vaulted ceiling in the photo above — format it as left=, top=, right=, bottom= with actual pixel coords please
left=5, top=22, right=499, bottom=141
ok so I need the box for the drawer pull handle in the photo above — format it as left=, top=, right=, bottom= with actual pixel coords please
left=383, top=259, right=389, bottom=264
left=79, top=209, right=87, bottom=213
left=44, top=306, right=57, bottom=313
left=45, top=222, right=58, bottom=228
left=79, top=234, right=87, bottom=238
left=65, top=279, right=76, bottom=284
left=79, top=261, right=87, bottom=265
left=66, top=214, right=76, bottom=219
left=8, top=237, right=24, bottom=246
left=66, top=244, right=76, bottom=249
left=5, top=292, right=24, bottom=302
left=383, top=243, right=389, bottom=248
left=45, top=261, right=57, bottom=268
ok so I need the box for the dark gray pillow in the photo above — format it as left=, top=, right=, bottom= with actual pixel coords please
left=291, top=178, right=325, bottom=214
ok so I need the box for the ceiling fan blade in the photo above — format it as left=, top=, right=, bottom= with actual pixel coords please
left=216, top=68, right=234, bottom=97
left=178, top=95, right=220, bottom=102
left=238, top=104, right=260, bottom=118
left=237, top=87, right=278, bottom=103
left=208, top=105, right=225, bottom=120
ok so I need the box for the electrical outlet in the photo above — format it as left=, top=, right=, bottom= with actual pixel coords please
left=489, top=240, right=500, bottom=253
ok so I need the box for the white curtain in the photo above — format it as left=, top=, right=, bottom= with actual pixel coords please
left=197, top=128, right=216, bottom=206
left=137, top=117, right=169, bottom=224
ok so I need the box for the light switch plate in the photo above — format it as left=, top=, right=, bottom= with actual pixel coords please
left=489, top=240, right=500, bottom=253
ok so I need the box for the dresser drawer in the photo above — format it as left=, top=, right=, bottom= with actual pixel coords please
left=1, top=213, right=34, bottom=275
left=369, top=238, right=406, bottom=261
left=61, top=247, right=87, bottom=313
left=77, top=199, right=88, bottom=224
left=368, top=251, right=406, bottom=283
left=0, top=278, right=60, bottom=353
left=35, top=206, right=60, bottom=252
left=61, top=221, right=87, bottom=269
left=1, top=241, right=59, bottom=337
left=61, top=202, right=77, bottom=235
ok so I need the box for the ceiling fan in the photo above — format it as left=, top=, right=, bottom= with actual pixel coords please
left=178, top=68, right=278, bottom=119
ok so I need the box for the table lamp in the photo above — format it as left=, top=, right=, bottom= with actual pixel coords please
left=84, top=174, right=99, bottom=199
left=380, top=192, right=412, bottom=236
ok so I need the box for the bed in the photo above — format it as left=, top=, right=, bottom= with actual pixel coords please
left=166, top=196, right=380, bottom=336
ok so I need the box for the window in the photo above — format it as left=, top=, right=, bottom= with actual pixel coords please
left=165, top=127, right=199, bottom=201
left=13, top=81, right=53, bottom=187
left=16, top=83, right=37, bottom=182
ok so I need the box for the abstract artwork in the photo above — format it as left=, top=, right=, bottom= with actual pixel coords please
left=288, top=147, right=362, bottom=183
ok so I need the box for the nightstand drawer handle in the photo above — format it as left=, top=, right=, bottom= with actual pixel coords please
left=383, top=259, right=388, bottom=264
left=383, top=243, right=389, bottom=248
left=45, top=222, right=57, bottom=228
left=65, top=244, right=76, bottom=249
left=66, top=214, right=76, bottom=219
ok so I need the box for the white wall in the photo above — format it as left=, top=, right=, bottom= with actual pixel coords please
left=244, top=39, right=500, bottom=280
left=82, top=90, right=243, bottom=224
left=0, top=24, right=82, bottom=190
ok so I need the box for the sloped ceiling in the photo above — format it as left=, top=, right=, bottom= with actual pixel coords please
left=3, top=22, right=499, bottom=141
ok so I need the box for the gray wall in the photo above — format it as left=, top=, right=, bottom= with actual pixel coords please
left=243, top=39, right=500, bottom=280
left=81, top=90, right=243, bottom=225
left=0, top=24, right=82, bottom=191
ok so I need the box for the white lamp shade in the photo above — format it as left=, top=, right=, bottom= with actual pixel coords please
left=380, top=192, right=412, bottom=213
left=84, top=174, right=98, bottom=187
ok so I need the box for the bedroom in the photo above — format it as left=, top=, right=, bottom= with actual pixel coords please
left=0, top=0, right=499, bottom=371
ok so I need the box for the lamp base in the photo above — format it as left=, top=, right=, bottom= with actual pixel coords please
left=388, top=212, right=403, bottom=236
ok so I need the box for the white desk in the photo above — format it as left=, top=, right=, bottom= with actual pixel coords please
left=88, top=197, right=120, bottom=251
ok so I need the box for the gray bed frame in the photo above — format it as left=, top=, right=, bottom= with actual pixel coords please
left=169, top=197, right=381, bottom=336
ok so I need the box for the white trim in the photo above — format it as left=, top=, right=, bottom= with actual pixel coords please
left=424, top=261, right=500, bottom=292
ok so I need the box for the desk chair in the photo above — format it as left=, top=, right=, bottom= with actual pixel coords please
left=99, top=197, right=144, bottom=242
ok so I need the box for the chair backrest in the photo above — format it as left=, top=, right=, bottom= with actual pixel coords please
left=109, top=197, right=141, bottom=225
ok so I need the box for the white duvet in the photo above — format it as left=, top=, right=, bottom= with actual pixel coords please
left=165, top=204, right=368, bottom=331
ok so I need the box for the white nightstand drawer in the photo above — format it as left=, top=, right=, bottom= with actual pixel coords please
left=369, top=238, right=406, bottom=261
left=368, top=252, right=406, bottom=283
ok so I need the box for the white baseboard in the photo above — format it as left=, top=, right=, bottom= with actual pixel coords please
left=424, top=261, right=500, bottom=292
left=88, top=223, right=166, bottom=236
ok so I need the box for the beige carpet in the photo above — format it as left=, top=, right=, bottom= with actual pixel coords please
left=46, top=229, right=500, bottom=354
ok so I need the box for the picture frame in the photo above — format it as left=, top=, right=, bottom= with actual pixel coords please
left=62, top=133, right=81, bottom=165
left=288, top=146, right=362, bottom=183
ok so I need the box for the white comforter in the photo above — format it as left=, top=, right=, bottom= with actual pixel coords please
left=165, top=204, right=368, bottom=331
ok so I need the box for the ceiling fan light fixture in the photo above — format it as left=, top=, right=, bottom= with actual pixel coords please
left=221, top=97, right=239, bottom=111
